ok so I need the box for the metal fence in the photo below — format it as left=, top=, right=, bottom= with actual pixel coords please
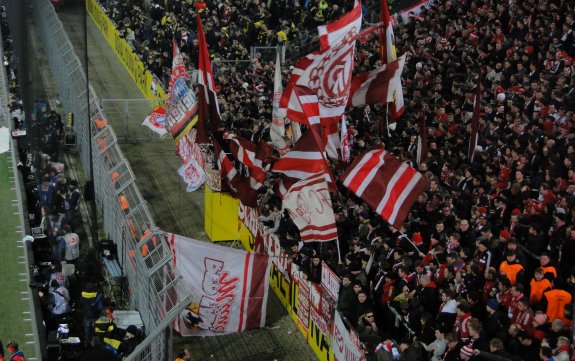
left=32, top=0, right=192, bottom=359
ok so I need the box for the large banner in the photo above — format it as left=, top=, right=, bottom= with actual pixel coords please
left=332, top=312, right=365, bottom=361
left=168, top=233, right=271, bottom=336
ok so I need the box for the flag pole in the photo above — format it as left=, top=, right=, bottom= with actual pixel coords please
left=398, top=231, right=424, bottom=256
left=385, top=103, right=391, bottom=137
left=335, top=237, right=342, bottom=263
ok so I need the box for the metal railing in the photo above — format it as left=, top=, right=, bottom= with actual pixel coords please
left=32, top=0, right=192, bottom=359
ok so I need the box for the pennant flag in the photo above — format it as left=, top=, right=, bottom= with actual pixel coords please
left=340, top=145, right=427, bottom=229
left=169, top=233, right=270, bottom=336
left=141, top=106, right=168, bottom=136
left=278, top=2, right=362, bottom=125
left=271, top=48, right=290, bottom=155
left=224, top=132, right=276, bottom=190
left=165, top=40, right=199, bottom=143
left=341, top=115, right=351, bottom=162
left=348, top=54, right=406, bottom=106
left=196, top=12, right=222, bottom=144
left=416, top=116, right=428, bottom=165
left=380, top=0, right=404, bottom=120
left=214, top=140, right=259, bottom=207
left=283, top=173, right=338, bottom=242
left=469, top=75, right=482, bottom=163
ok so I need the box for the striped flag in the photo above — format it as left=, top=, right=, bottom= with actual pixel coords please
left=468, top=76, right=482, bottom=163
left=380, top=0, right=404, bottom=120
left=349, top=54, right=406, bottom=106
left=224, top=132, right=275, bottom=190
left=214, top=140, right=259, bottom=207
left=271, top=126, right=330, bottom=197
left=340, top=146, right=427, bottom=229
left=282, top=174, right=338, bottom=242
left=196, top=12, right=221, bottom=144
left=278, top=2, right=362, bottom=125
left=416, top=116, right=428, bottom=165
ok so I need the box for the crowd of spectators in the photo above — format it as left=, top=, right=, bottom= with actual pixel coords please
left=97, top=0, right=575, bottom=360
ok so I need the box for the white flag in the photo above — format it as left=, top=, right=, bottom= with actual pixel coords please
left=282, top=173, right=338, bottom=242
left=169, top=233, right=271, bottom=336
left=271, top=49, right=289, bottom=155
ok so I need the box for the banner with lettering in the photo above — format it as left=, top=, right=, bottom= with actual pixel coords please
left=321, top=262, right=340, bottom=301
left=332, top=311, right=366, bottom=361
left=168, top=233, right=271, bottom=336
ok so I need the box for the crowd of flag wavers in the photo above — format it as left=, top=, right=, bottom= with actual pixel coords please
left=102, top=0, right=575, bottom=359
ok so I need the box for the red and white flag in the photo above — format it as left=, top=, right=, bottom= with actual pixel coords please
left=214, top=140, right=259, bottom=207
left=196, top=12, right=221, bottom=144
left=380, top=0, right=404, bottom=119
left=271, top=126, right=330, bottom=197
left=340, top=145, right=427, bottom=229
left=224, top=132, right=275, bottom=190
left=278, top=2, right=362, bottom=125
left=178, top=156, right=205, bottom=192
left=169, top=233, right=270, bottom=336
left=349, top=54, right=406, bottom=106
left=283, top=174, right=338, bottom=242
left=141, top=106, right=168, bottom=137
left=271, top=49, right=290, bottom=155
left=165, top=40, right=199, bottom=143
left=469, top=76, right=482, bottom=163
left=340, top=115, right=351, bottom=162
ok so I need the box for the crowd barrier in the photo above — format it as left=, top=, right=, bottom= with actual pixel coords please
left=32, top=1, right=192, bottom=359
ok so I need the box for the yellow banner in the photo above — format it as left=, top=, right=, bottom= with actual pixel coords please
left=86, top=0, right=167, bottom=103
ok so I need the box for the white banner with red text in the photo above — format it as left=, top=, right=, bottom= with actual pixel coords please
left=168, top=233, right=271, bottom=336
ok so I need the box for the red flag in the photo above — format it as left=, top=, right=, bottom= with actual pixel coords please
left=340, top=146, right=427, bottom=229
left=278, top=2, right=362, bottom=125
left=196, top=13, right=221, bottom=144
left=214, top=140, right=258, bottom=207
left=282, top=174, right=338, bottom=242
left=416, top=116, right=428, bottom=165
left=380, top=0, right=404, bottom=120
left=349, top=54, right=406, bottom=106
left=468, top=76, right=482, bottom=163
left=224, top=132, right=275, bottom=189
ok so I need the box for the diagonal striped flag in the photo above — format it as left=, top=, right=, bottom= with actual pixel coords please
left=224, top=132, right=275, bottom=190
left=340, top=146, right=427, bottom=229
left=214, top=140, right=259, bottom=207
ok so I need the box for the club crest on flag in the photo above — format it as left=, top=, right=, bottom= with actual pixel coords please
left=309, top=31, right=358, bottom=108
left=148, top=106, right=166, bottom=128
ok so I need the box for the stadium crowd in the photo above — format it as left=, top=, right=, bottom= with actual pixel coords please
left=97, top=0, right=575, bottom=360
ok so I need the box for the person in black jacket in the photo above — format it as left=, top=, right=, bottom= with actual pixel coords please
left=83, top=337, right=116, bottom=361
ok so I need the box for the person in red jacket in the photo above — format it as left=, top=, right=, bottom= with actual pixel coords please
left=6, top=341, right=24, bottom=361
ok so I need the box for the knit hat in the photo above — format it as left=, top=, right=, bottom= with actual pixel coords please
left=500, top=229, right=511, bottom=240
left=511, top=208, right=522, bottom=215
left=487, top=298, right=499, bottom=311
left=460, top=345, right=474, bottom=357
